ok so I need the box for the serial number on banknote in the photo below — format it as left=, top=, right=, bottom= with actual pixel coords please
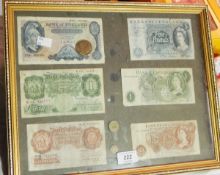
left=20, top=68, right=105, bottom=118
left=128, top=18, right=194, bottom=60
left=121, top=68, right=195, bottom=106
left=17, top=17, right=105, bottom=64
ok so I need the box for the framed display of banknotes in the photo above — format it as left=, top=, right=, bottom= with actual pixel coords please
left=4, top=1, right=220, bottom=175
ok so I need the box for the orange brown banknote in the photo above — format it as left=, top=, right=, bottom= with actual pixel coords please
left=131, top=120, right=200, bottom=160
left=27, top=120, right=106, bottom=171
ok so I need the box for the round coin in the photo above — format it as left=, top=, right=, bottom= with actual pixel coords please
left=75, top=40, right=92, bottom=56
left=110, top=145, right=119, bottom=154
left=109, top=120, right=120, bottom=133
left=136, top=145, right=146, bottom=157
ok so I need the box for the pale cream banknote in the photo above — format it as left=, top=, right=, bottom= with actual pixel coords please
left=17, top=17, right=105, bottom=64
left=128, top=18, right=194, bottom=60
left=121, top=68, right=195, bottom=106
left=27, top=120, right=106, bottom=171
left=20, top=68, right=105, bottom=118
left=131, top=120, right=200, bottom=160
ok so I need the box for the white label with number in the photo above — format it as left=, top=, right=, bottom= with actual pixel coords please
left=117, top=150, right=138, bottom=165
left=37, top=36, right=52, bottom=48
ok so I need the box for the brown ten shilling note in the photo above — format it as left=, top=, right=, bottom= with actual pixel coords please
left=131, top=120, right=200, bottom=160
left=27, top=120, right=106, bottom=171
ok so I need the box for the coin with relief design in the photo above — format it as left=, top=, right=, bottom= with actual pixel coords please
left=109, top=121, right=120, bottom=133
left=75, top=39, right=92, bottom=56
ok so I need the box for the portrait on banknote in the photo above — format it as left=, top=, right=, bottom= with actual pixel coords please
left=121, top=68, right=195, bottom=106
left=17, top=17, right=105, bottom=64
left=128, top=18, right=194, bottom=60
left=27, top=120, right=106, bottom=171
left=4, top=1, right=220, bottom=175
left=131, top=121, right=200, bottom=160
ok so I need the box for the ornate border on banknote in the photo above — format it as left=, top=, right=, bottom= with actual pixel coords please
left=4, top=1, right=220, bottom=175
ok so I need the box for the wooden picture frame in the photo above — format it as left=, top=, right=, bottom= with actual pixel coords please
left=4, top=1, right=220, bottom=175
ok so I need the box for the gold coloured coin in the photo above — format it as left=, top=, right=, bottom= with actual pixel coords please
left=110, top=145, right=119, bottom=154
left=75, top=40, right=92, bottom=56
left=109, top=120, right=120, bottom=133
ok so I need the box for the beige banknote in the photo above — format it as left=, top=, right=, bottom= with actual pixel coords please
left=131, top=120, right=200, bottom=160
left=121, top=68, right=195, bottom=106
left=27, top=120, right=106, bottom=171
left=20, top=68, right=105, bottom=118
left=17, top=17, right=105, bottom=64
